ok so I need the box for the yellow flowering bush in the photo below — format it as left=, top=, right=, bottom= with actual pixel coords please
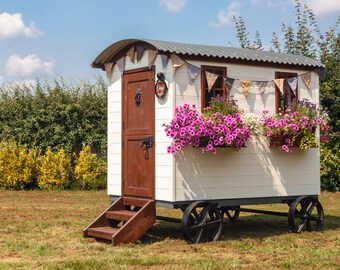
left=75, top=144, right=107, bottom=189
left=37, top=148, right=72, bottom=189
left=0, top=141, right=39, bottom=190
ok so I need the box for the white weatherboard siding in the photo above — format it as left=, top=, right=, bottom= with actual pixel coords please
left=173, top=61, right=320, bottom=202
left=107, top=53, right=175, bottom=202
left=107, top=54, right=320, bottom=203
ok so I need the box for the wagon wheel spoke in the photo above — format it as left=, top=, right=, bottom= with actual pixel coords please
left=288, top=196, right=324, bottom=233
left=181, top=201, right=223, bottom=244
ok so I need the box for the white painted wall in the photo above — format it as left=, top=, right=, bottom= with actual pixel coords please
left=173, top=60, right=320, bottom=201
left=107, top=52, right=320, bottom=203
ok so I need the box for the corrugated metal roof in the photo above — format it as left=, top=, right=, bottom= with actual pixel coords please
left=92, top=38, right=324, bottom=69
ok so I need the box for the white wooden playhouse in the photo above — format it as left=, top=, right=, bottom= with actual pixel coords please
left=84, top=39, right=325, bottom=245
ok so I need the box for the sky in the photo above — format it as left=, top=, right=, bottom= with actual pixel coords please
left=0, top=0, right=339, bottom=85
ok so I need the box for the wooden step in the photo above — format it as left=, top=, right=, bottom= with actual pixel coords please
left=106, top=210, right=136, bottom=221
left=87, top=226, right=119, bottom=240
left=123, top=197, right=150, bottom=208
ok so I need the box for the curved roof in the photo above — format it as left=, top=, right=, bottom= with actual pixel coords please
left=92, top=38, right=324, bottom=70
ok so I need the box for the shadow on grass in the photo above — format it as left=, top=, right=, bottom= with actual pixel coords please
left=140, top=213, right=340, bottom=244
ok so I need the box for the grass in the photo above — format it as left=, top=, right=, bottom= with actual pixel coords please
left=0, top=191, right=339, bottom=270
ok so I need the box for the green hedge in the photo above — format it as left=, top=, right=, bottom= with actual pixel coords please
left=0, top=77, right=107, bottom=156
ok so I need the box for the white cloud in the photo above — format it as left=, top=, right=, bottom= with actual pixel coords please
left=0, top=13, right=43, bottom=39
left=160, top=0, right=186, bottom=12
left=6, top=54, right=54, bottom=77
left=301, top=0, right=340, bottom=17
left=210, top=2, right=241, bottom=28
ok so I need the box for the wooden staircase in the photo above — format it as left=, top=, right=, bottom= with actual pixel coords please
left=83, top=197, right=156, bottom=246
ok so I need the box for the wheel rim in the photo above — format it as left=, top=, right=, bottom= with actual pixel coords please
left=181, top=201, right=222, bottom=244
left=220, top=207, right=240, bottom=222
left=288, top=196, right=324, bottom=233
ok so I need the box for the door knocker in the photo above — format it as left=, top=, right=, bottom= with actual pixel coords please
left=141, top=136, right=154, bottom=159
left=135, top=89, right=141, bottom=104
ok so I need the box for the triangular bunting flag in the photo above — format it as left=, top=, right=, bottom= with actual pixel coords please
left=127, top=45, right=135, bottom=63
left=160, top=54, right=169, bottom=69
left=274, top=78, right=285, bottom=94
left=148, top=49, right=158, bottom=68
left=240, top=80, right=252, bottom=98
left=104, top=62, right=113, bottom=79
left=205, top=71, right=219, bottom=92
left=287, top=77, right=298, bottom=96
left=116, top=56, right=125, bottom=73
left=224, top=78, right=235, bottom=97
left=302, top=72, right=311, bottom=90
left=171, top=54, right=185, bottom=70
left=187, top=64, right=200, bottom=83
left=256, top=81, right=267, bottom=95
left=136, top=45, right=145, bottom=62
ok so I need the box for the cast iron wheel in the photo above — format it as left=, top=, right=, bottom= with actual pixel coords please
left=288, top=196, right=324, bottom=233
left=220, top=206, right=240, bottom=222
left=181, top=201, right=222, bottom=244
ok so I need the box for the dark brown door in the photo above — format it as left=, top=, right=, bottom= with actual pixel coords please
left=122, top=69, right=155, bottom=199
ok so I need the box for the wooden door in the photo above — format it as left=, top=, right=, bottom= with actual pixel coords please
left=122, top=69, right=155, bottom=199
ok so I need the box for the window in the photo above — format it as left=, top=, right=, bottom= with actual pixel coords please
left=201, top=65, right=227, bottom=109
left=275, top=72, right=298, bottom=114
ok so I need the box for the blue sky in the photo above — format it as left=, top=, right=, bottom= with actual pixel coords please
left=0, top=0, right=339, bottom=84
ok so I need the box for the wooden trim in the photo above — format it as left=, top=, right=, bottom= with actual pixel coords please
left=123, top=66, right=155, bottom=75
left=275, top=71, right=298, bottom=114
left=201, top=65, right=227, bottom=111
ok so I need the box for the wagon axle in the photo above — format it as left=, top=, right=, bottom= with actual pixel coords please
left=156, top=195, right=324, bottom=244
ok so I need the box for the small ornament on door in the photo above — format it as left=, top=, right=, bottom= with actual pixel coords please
left=155, top=72, right=168, bottom=99
left=135, top=89, right=141, bottom=104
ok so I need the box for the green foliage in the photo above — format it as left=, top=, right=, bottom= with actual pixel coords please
left=203, top=96, right=242, bottom=118
left=74, top=144, right=107, bottom=190
left=0, top=141, right=39, bottom=190
left=37, top=148, right=72, bottom=189
left=0, top=77, right=107, bottom=156
left=320, top=143, right=340, bottom=192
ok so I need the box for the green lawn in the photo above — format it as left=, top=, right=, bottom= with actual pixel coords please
left=0, top=191, right=339, bottom=270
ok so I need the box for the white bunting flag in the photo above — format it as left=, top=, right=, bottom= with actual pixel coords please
left=160, top=54, right=169, bottom=69
left=148, top=49, right=158, bottom=68
left=171, top=54, right=185, bottom=70
left=116, top=56, right=125, bottom=73
left=205, top=71, right=219, bottom=92
left=104, top=62, right=113, bottom=79
left=187, top=64, right=200, bottom=83
left=256, top=81, right=268, bottom=95
left=274, top=78, right=285, bottom=94
left=287, top=77, right=298, bottom=96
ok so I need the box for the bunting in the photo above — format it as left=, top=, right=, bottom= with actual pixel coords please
left=302, top=72, right=311, bottom=90
left=256, top=81, right=267, bottom=95
left=104, top=62, right=113, bottom=79
left=224, top=78, right=236, bottom=97
left=187, top=64, right=200, bottom=83
left=116, top=56, right=125, bottom=73
left=274, top=78, right=285, bottom=94
left=136, top=45, right=145, bottom=62
left=240, top=80, right=252, bottom=98
left=205, top=71, right=219, bottom=92
left=287, top=77, right=298, bottom=96
left=126, top=46, right=135, bottom=63
left=148, top=49, right=158, bottom=68
left=171, top=54, right=185, bottom=70
left=160, top=54, right=169, bottom=69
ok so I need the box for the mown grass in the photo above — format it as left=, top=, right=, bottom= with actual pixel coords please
left=0, top=191, right=339, bottom=270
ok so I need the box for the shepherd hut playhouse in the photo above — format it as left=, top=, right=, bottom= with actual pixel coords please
left=84, top=39, right=325, bottom=245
